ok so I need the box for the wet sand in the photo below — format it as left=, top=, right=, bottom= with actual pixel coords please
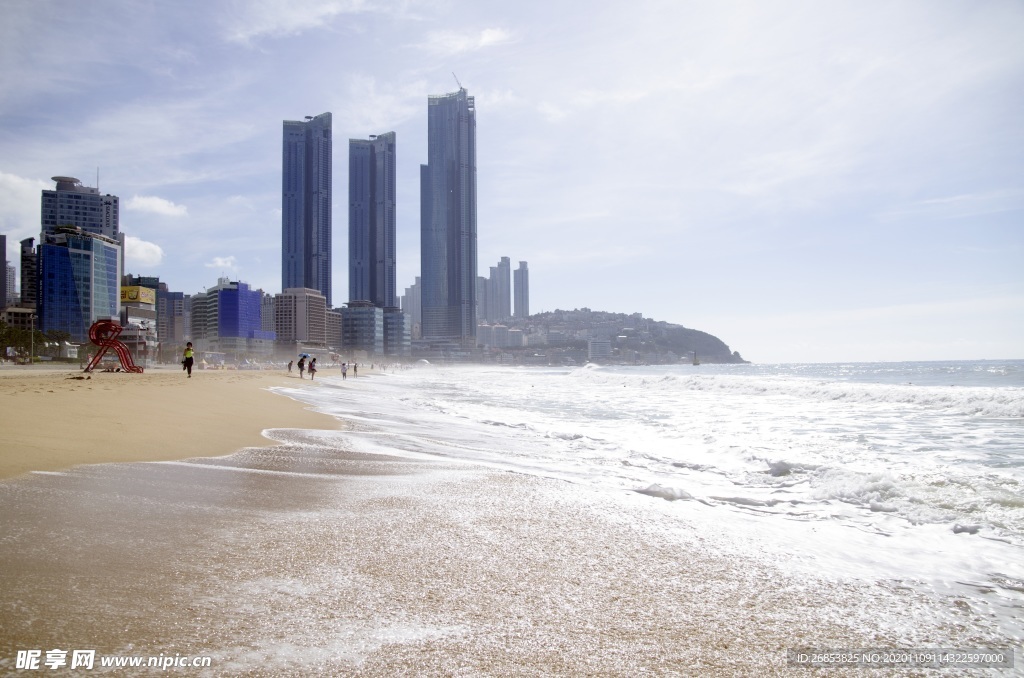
left=0, top=365, right=337, bottom=479
left=0, top=431, right=1008, bottom=675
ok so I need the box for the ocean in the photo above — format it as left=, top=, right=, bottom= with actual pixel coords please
left=280, top=360, right=1024, bottom=640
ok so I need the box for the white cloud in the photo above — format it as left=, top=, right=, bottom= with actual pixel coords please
left=474, top=87, right=518, bottom=110
left=223, top=0, right=352, bottom=44
left=723, top=141, right=855, bottom=203
left=206, top=255, right=239, bottom=271
left=124, top=235, right=164, bottom=268
left=226, top=195, right=257, bottom=210
left=537, top=102, right=569, bottom=123
left=533, top=86, right=655, bottom=123
left=479, top=28, right=512, bottom=48
left=126, top=195, right=188, bottom=217
left=877, top=189, right=1024, bottom=222
left=219, top=0, right=424, bottom=45
left=336, top=75, right=425, bottom=133
left=0, top=173, right=49, bottom=255
left=417, top=27, right=514, bottom=55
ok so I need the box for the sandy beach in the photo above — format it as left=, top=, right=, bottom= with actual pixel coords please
left=0, top=364, right=338, bottom=480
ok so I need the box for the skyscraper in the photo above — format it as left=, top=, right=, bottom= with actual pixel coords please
left=0, top=234, right=7, bottom=310
left=514, top=261, right=530, bottom=319
left=475, top=275, right=489, bottom=324
left=476, top=257, right=513, bottom=323
left=20, top=238, right=36, bottom=309
left=401, top=276, right=422, bottom=339
left=282, top=112, right=333, bottom=307
left=5, top=261, right=15, bottom=308
left=41, top=176, right=124, bottom=283
left=348, top=132, right=396, bottom=308
left=486, top=264, right=499, bottom=322
left=41, top=176, right=119, bottom=240
left=37, top=228, right=121, bottom=343
left=420, top=88, right=477, bottom=343
left=496, top=256, right=511, bottom=321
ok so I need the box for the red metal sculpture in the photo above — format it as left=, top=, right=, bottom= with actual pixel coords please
left=84, top=319, right=144, bottom=373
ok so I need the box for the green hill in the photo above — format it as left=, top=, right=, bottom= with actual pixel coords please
left=529, top=309, right=748, bottom=364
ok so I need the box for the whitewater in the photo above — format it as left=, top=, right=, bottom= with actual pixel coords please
left=278, top=359, right=1024, bottom=644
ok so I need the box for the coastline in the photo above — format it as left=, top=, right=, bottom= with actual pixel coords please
left=0, top=364, right=1016, bottom=673
left=0, top=364, right=339, bottom=480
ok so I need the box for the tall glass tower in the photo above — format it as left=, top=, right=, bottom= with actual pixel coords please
left=348, top=132, right=397, bottom=308
left=420, top=88, right=477, bottom=343
left=37, top=228, right=121, bottom=343
left=514, top=261, right=530, bottom=319
left=282, top=112, right=332, bottom=307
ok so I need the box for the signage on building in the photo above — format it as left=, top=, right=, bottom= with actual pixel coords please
left=120, top=286, right=156, bottom=305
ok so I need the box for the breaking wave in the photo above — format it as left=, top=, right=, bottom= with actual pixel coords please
left=568, top=368, right=1024, bottom=418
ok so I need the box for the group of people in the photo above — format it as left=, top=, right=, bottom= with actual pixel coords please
left=183, top=345, right=367, bottom=382
left=289, top=356, right=318, bottom=379
left=285, top=357, right=358, bottom=380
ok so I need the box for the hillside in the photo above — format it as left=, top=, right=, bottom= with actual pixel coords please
left=529, top=309, right=748, bottom=364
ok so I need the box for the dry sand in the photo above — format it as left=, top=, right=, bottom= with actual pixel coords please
left=0, top=365, right=338, bottom=480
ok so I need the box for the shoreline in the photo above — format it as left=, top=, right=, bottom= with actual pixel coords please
left=0, top=365, right=340, bottom=480
left=2, top=452, right=1008, bottom=673
left=1, top=365, right=1017, bottom=672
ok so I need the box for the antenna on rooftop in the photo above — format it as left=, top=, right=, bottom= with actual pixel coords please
left=452, top=72, right=463, bottom=90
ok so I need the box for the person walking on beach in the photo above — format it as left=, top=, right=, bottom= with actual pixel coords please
left=341, top=362, right=347, bottom=380
left=309, top=358, right=317, bottom=380
left=287, top=360, right=293, bottom=374
left=297, top=356, right=305, bottom=379
left=182, top=342, right=194, bottom=378
left=352, top=363, right=358, bottom=377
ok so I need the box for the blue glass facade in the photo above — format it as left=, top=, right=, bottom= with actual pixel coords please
left=420, top=89, right=477, bottom=342
left=348, top=132, right=397, bottom=308
left=282, top=112, right=332, bottom=307
left=218, top=282, right=273, bottom=340
left=37, top=230, right=120, bottom=343
left=383, top=307, right=410, bottom=356
left=341, top=302, right=383, bottom=355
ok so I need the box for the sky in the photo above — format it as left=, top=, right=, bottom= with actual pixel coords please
left=1, top=0, right=1022, bottom=363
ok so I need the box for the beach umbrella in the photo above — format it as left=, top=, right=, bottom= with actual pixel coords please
left=298, top=353, right=310, bottom=358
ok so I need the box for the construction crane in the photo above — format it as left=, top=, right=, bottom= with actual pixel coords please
left=452, top=72, right=463, bottom=90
